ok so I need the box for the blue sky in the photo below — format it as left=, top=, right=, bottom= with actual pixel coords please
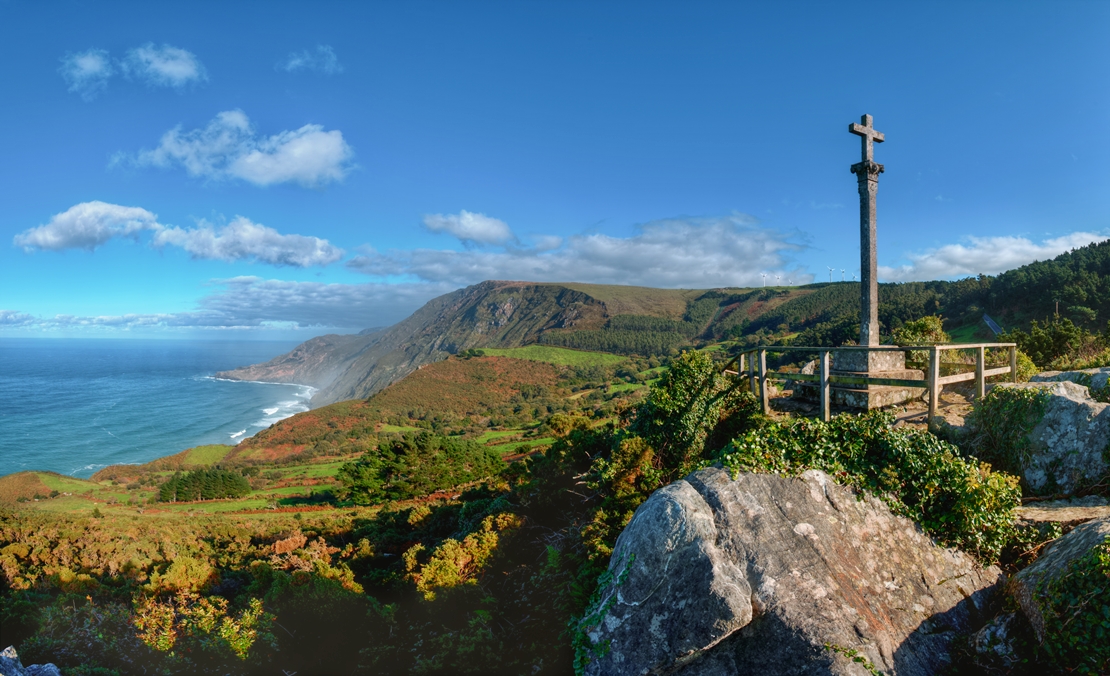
left=2, top=0, right=1107, bottom=339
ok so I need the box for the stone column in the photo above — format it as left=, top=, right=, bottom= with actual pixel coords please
left=851, top=159, right=883, bottom=347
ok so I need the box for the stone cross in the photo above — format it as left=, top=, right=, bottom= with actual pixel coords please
left=849, top=114, right=884, bottom=347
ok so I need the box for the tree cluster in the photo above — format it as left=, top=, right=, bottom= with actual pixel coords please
left=158, top=468, right=250, bottom=502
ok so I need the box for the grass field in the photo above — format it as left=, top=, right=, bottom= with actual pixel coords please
left=488, top=437, right=554, bottom=453
left=556, top=283, right=703, bottom=319
left=183, top=445, right=233, bottom=466
left=473, top=345, right=627, bottom=367
left=379, top=424, right=421, bottom=433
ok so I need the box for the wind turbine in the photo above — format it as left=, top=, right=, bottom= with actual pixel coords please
left=775, top=275, right=782, bottom=286
left=841, top=269, right=846, bottom=282
left=761, top=273, right=767, bottom=287
left=827, top=266, right=834, bottom=283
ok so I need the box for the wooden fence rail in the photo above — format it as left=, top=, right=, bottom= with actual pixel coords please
left=721, top=343, right=1018, bottom=430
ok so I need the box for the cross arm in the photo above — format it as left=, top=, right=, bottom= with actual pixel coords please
left=849, top=123, right=885, bottom=142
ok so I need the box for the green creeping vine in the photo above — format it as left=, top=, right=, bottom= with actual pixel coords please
left=1090, top=380, right=1110, bottom=404
left=823, top=643, right=882, bottom=675
left=572, top=553, right=635, bottom=674
left=1036, top=535, right=1110, bottom=674
left=964, top=386, right=1050, bottom=479
left=716, top=411, right=1021, bottom=563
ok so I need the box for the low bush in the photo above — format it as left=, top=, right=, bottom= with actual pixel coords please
left=963, top=385, right=1050, bottom=479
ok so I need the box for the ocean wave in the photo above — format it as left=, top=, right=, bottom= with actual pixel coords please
left=229, top=429, right=247, bottom=439
left=263, top=407, right=279, bottom=415
left=70, top=463, right=107, bottom=476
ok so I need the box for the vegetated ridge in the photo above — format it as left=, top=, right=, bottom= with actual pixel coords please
left=218, top=239, right=1110, bottom=408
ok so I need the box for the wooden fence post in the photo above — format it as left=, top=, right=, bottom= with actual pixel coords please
left=1009, top=345, right=1018, bottom=383
left=975, top=346, right=986, bottom=400
left=927, top=345, right=941, bottom=432
left=758, top=349, right=769, bottom=415
left=748, top=351, right=757, bottom=394
left=819, top=350, right=830, bottom=422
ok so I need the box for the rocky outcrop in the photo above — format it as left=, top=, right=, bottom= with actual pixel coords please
left=581, top=468, right=1001, bottom=676
left=1031, top=366, right=1110, bottom=394
left=0, top=646, right=61, bottom=676
left=1009, top=515, right=1110, bottom=642
left=217, top=281, right=608, bottom=406
left=996, top=381, right=1110, bottom=494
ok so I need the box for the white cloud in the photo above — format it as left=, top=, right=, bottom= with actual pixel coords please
left=152, top=217, right=344, bottom=267
left=1, top=278, right=449, bottom=332
left=13, top=201, right=161, bottom=251
left=879, top=232, right=1109, bottom=282
left=127, top=110, right=354, bottom=187
left=424, top=210, right=515, bottom=245
left=59, top=49, right=113, bottom=100
left=278, top=45, right=344, bottom=75
left=14, top=201, right=342, bottom=268
left=121, top=43, right=207, bottom=88
left=0, top=310, right=37, bottom=327
left=350, top=214, right=811, bottom=288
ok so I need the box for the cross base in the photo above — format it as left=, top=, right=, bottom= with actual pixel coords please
left=791, top=350, right=926, bottom=411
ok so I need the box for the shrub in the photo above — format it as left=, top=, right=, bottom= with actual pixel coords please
left=717, top=411, right=1021, bottom=562
left=1001, top=317, right=1106, bottom=370
left=337, top=432, right=505, bottom=505
left=964, top=385, right=1050, bottom=480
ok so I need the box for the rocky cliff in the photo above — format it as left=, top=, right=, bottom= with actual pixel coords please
left=216, top=281, right=608, bottom=406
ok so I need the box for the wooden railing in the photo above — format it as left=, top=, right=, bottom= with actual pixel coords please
left=722, top=343, right=1018, bottom=430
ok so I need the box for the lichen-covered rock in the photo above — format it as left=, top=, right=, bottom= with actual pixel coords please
left=1009, top=515, right=1110, bottom=642
left=0, top=646, right=61, bottom=676
left=580, top=468, right=1001, bottom=676
left=996, top=381, right=1110, bottom=494
left=1031, top=366, right=1110, bottom=393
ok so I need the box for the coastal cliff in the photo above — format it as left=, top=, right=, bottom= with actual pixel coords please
left=216, top=281, right=609, bottom=406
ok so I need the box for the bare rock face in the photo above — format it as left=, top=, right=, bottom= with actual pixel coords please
left=996, top=381, right=1110, bottom=494
left=0, top=646, right=61, bottom=676
left=1009, top=515, right=1110, bottom=642
left=581, top=468, right=1001, bottom=676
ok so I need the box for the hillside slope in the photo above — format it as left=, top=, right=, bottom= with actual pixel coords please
left=217, top=281, right=609, bottom=406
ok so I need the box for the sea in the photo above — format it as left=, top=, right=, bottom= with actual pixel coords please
left=0, top=338, right=312, bottom=479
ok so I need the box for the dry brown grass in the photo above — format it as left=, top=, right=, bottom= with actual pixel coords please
left=0, top=472, right=53, bottom=504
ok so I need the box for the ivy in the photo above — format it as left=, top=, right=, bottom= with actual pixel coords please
left=964, top=386, right=1050, bottom=479
left=1036, top=535, right=1110, bottom=674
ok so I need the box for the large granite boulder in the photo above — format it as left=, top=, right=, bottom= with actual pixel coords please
left=1009, top=515, right=1110, bottom=642
left=580, top=468, right=1001, bottom=676
left=994, top=381, right=1110, bottom=494
left=0, top=646, right=61, bottom=676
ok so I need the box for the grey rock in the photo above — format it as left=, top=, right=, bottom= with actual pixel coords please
left=1031, top=366, right=1110, bottom=393
left=1009, top=515, right=1110, bottom=642
left=972, top=612, right=1019, bottom=669
left=995, top=381, right=1110, bottom=494
left=0, top=647, right=61, bottom=676
left=581, top=468, right=1001, bottom=676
